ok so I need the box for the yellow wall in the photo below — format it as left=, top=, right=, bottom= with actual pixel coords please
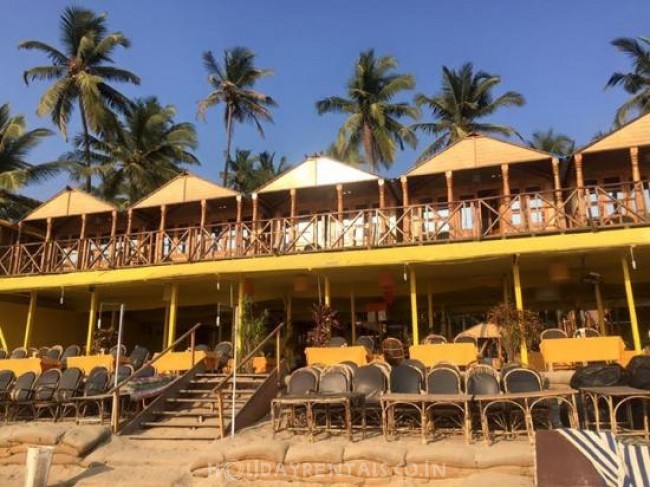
left=0, top=301, right=86, bottom=350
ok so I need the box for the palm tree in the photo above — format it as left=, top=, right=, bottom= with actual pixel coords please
left=19, top=5, right=140, bottom=192
left=316, top=50, right=418, bottom=173
left=413, top=63, right=525, bottom=159
left=527, top=129, right=575, bottom=158
left=606, top=36, right=650, bottom=125
left=256, top=151, right=289, bottom=183
left=197, top=47, right=276, bottom=186
left=324, top=142, right=366, bottom=168
left=226, top=149, right=259, bottom=194
left=0, top=103, right=56, bottom=220
left=63, top=97, right=199, bottom=206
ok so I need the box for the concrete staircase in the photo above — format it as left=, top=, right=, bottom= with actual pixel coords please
left=129, top=372, right=271, bottom=441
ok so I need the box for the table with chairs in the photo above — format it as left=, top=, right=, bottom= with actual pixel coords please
left=540, top=335, right=626, bottom=371
left=305, top=345, right=369, bottom=366
left=409, top=343, right=478, bottom=368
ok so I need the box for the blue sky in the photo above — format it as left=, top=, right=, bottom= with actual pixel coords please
left=1, top=0, right=648, bottom=200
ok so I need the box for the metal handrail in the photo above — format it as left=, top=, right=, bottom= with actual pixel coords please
left=109, top=321, right=203, bottom=431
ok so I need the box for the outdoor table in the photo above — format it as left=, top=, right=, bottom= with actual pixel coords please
left=409, top=343, right=478, bottom=368
left=305, top=346, right=369, bottom=366
left=473, top=389, right=579, bottom=445
left=0, top=357, right=42, bottom=375
left=380, top=392, right=472, bottom=444
left=66, top=355, right=114, bottom=374
left=540, top=336, right=625, bottom=371
left=580, top=386, right=650, bottom=439
left=153, top=350, right=211, bottom=374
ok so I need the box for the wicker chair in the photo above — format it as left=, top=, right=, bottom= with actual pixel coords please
left=573, top=327, right=600, bottom=338
left=0, top=371, right=15, bottom=420
left=0, top=350, right=7, bottom=359
left=540, top=328, right=568, bottom=340
left=129, top=345, right=150, bottom=370
left=355, top=336, right=375, bottom=353
left=5, top=371, right=36, bottom=421
left=36, top=367, right=83, bottom=420
left=422, top=334, right=447, bottom=345
left=73, top=367, right=111, bottom=423
left=327, top=336, right=348, bottom=348
left=454, top=335, right=478, bottom=346
left=353, top=364, right=389, bottom=436
left=272, top=367, right=320, bottom=434
left=424, top=365, right=468, bottom=440
left=60, top=345, right=81, bottom=369
left=45, top=345, right=63, bottom=361
left=11, top=369, right=61, bottom=421
left=9, top=347, right=28, bottom=359
left=382, top=337, right=405, bottom=366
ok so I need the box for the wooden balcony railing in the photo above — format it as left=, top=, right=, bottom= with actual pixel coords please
left=2, top=181, right=649, bottom=277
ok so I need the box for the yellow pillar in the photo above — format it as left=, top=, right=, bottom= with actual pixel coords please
left=162, top=302, right=170, bottom=350
left=594, top=282, right=606, bottom=336
left=324, top=276, right=331, bottom=307
left=85, top=289, right=99, bottom=354
left=350, top=289, right=356, bottom=344
left=427, top=283, right=434, bottom=332
left=23, top=291, right=37, bottom=348
left=512, top=257, right=529, bottom=365
left=622, top=256, right=642, bottom=352
left=409, top=267, right=419, bottom=345
left=166, top=283, right=179, bottom=348
left=0, top=327, right=7, bottom=352
left=235, top=278, right=245, bottom=359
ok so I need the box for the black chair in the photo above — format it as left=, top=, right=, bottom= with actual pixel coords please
left=466, top=366, right=500, bottom=395
left=454, top=335, right=477, bottom=346
left=0, top=350, right=7, bottom=359
left=318, top=365, right=351, bottom=393
left=422, top=334, right=447, bottom=345
left=426, top=366, right=462, bottom=395
left=194, top=344, right=210, bottom=352
left=73, top=366, right=111, bottom=423
left=382, top=338, right=405, bottom=366
left=353, top=364, right=389, bottom=435
left=36, top=367, right=84, bottom=420
left=272, top=367, right=320, bottom=434
left=573, top=328, right=600, bottom=338
left=129, top=345, right=150, bottom=370
left=327, top=336, right=348, bottom=348
left=12, top=369, right=61, bottom=420
left=133, top=365, right=156, bottom=379
left=110, top=344, right=127, bottom=358
left=403, top=359, right=427, bottom=378
left=356, top=336, right=375, bottom=352
left=60, top=345, right=81, bottom=369
left=312, top=365, right=357, bottom=438
left=114, top=364, right=134, bottom=384
left=540, top=328, right=568, bottom=340
left=38, top=347, right=50, bottom=358
left=9, top=347, right=28, bottom=359
left=425, top=365, right=467, bottom=439
left=389, top=364, right=423, bottom=394
left=0, top=370, right=15, bottom=419
left=340, top=361, right=359, bottom=375
left=5, top=371, right=36, bottom=421
left=45, top=345, right=63, bottom=361
left=502, top=368, right=543, bottom=393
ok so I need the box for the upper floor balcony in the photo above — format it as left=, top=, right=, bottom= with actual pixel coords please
left=1, top=178, right=648, bottom=277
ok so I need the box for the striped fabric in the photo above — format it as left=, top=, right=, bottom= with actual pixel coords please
left=557, top=429, right=650, bottom=487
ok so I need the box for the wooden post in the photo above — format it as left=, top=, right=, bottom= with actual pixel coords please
left=427, top=283, right=434, bottom=332
left=251, top=193, right=259, bottom=253
left=401, top=177, right=411, bottom=242
left=12, top=222, right=23, bottom=274
left=125, top=209, right=133, bottom=264
left=551, top=157, right=565, bottom=228
left=512, top=255, right=528, bottom=365
left=166, top=283, right=179, bottom=348
left=378, top=179, right=386, bottom=241
left=350, top=289, right=356, bottom=344
left=630, top=147, right=646, bottom=216
left=109, top=210, right=118, bottom=266
left=79, top=213, right=87, bottom=269
left=85, top=289, right=99, bottom=354
left=409, top=267, right=419, bottom=345
left=324, top=276, right=331, bottom=307
left=157, top=205, right=167, bottom=262
left=446, top=171, right=455, bottom=238
left=42, top=217, right=53, bottom=271
left=290, top=188, right=297, bottom=246
left=575, top=153, right=586, bottom=224
left=594, top=281, right=606, bottom=337
left=622, top=256, right=642, bottom=352
left=501, top=164, right=511, bottom=233
left=23, top=291, right=37, bottom=348
left=336, top=184, right=344, bottom=216
left=200, top=200, right=207, bottom=228
left=236, top=195, right=243, bottom=255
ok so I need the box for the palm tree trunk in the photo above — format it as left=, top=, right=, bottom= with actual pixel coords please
left=223, top=106, right=233, bottom=186
left=362, top=123, right=376, bottom=173
left=78, top=100, right=92, bottom=192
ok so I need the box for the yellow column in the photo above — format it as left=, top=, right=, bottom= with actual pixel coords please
left=0, top=327, right=7, bottom=352
left=23, top=291, right=37, bottom=348
left=350, top=289, right=356, bottom=344
left=85, top=289, right=99, bottom=354
left=162, top=302, right=170, bottom=350
left=622, top=256, right=642, bottom=352
left=594, top=282, right=606, bottom=336
left=512, top=257, right=529, bottom=365
left=324, top=276, right=331, bottom=307
left=427, top=283, right=434, bottom=332
left=166, top=283, right=179, bottom=348
left=409, top=267, right=419, bottom=345
left=235, top=278, right=245, bottom=359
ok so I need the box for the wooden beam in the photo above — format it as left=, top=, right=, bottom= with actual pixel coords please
left=236, top=195, right=243, bottom=254
left=409, top=266, right=419, bottom=345
left=401, top=177, right=411, bottom=241
left=85, top=288, right=99, bottom=354
left=630, top=147, right=646, bottom=215
left=575, top=153, right=586, bottom=223
left=200, top=200, right=207, bottom=228
left=446, top=171, right=455, bottom=238
left=500, top=164, right=511, bottom=234
left=512, top=256, right=528, bottom=365
left=622, top=255, right=642, bottom=352
left=23, top=291, right=37, bottom=348
left=551, top=157, right=565, bottom=228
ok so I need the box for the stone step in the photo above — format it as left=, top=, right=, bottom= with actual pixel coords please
left=141, top=420, right=222, bottom=429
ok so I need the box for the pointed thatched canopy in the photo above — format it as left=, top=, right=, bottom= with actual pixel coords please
left=405, top=134, right=552, bottom=178
left=22, top=187, right=117, bottom=222
left=131, top=173, right=239, bottom=210
left=579, top=113, right=650, bottom=154
left=255, top=156, right=378, bottom=194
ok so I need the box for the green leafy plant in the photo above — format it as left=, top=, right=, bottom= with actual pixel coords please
left=240, top=296, right=268, bottom=367
left=487, top=304, right=543, bottom=364
left=308, top=304, right=341, bottom=347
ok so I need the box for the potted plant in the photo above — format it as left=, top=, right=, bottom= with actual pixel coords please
left=487, top=304, right=543, bottom=364
left=308, top=303, right=341, bottom=347
left=240, top=296, right=269, bottom=373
